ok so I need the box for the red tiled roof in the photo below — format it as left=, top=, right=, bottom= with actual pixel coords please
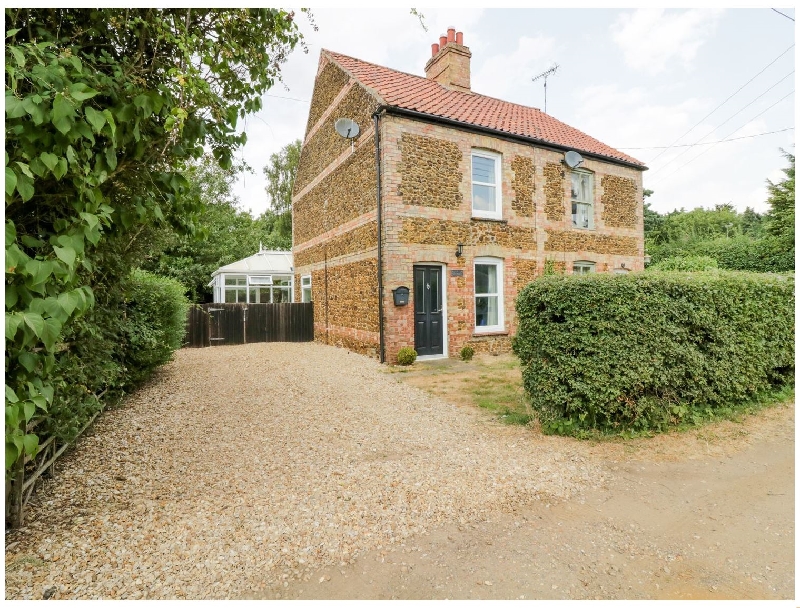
left=325, top=50, right=645, bottom=168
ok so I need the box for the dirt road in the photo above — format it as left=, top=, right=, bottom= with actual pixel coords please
left=277, top=408, right=793, bottom=600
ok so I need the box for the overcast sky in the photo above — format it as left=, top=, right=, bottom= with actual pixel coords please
left=232, top=7, right=795, bottom=217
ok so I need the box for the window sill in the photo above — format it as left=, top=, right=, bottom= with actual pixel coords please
left=471, top=216, right=507, bottom=224
left=472, top=330, right=508, bottom=337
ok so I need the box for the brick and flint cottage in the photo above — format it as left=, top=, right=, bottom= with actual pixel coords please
left=292, top=28, right=647, bottom=364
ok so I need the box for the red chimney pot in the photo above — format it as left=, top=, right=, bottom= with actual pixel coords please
left=439, top=34, right=447, bottom=48
left=456, top=31, right=463, bottom=45
left=447, top=27, right=455, bottom=43
left=431, top=43, right=439, bottom=57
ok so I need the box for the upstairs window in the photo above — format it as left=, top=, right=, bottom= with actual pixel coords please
left=571, top=170, right=594, bottom=229
left=471, top=150, right=502, bottom=220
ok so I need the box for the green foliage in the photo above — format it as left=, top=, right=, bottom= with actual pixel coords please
left=5, top=9, right=306, bottom=474
left=740, top=207, right=766, bottom=239
left=123, top=270, right=189, bottom=386
left=648, top=236, right=793, bottom=273
left=396, top=347, right=418, bottom=366
left=542, top=258, right=562, bottom=276
left=513, top=272, right=794, bottom=436
left=644, top=154, right=794, bottom=274
left=643, top=201, right=664, bottom=237
left=649, top=255, right=718, bottom=272
left=765, top=150, right=795, bottom=249
left=646, top=203, right=748, bottom=246
left=263, top=139, right=301, bottom=245
left=409, top=9, right=428, bottom=32
left=142, top=155, right=288, bottom=301
left=460, top=345, right=475, bottom=362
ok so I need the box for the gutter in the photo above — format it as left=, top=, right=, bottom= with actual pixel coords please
left=374, top=109, right=385, bottom=363
left=380, top=105, right=648, bottom=172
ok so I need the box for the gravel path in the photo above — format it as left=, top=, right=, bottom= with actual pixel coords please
left=5, top=343, right=601, bottom=600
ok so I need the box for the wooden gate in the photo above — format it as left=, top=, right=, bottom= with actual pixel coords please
left=184, top=302, right=313, bottom=347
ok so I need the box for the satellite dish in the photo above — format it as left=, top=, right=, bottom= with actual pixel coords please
left=564, top=150, right=584, bottom=169
left=334, top=118, right=360, bottom=139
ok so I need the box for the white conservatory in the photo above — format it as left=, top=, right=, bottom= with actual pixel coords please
left=209, top=248, right=294, bottom=304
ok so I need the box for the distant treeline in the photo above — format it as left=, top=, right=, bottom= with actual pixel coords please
left=644, top=152, right=794, bottom=273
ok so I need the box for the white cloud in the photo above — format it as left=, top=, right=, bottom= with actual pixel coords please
left=611, top=8, right=723, bottom=75
left=472, top=35, right=556, bottom=103
left=573, top=83, right=710, bottom=165
left=569, top=83, right=784, bottom=213
left=645, top=121, right=779, bottom=214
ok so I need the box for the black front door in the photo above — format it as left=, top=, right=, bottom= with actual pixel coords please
left=414, top=265, right=443, bottom=356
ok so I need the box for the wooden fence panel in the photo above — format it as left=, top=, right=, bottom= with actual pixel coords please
left=209, top=304, right=244, bottom=346
left=184, top=305, right=210, bottom=347
left=295, top=302, right=314, bottom=342
left=184, top=302, right=313, bottom=347
left=246, top=304, right=267, bottom=344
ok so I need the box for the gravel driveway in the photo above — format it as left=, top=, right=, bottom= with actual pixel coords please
left=5, top=343, right=601, bottom=600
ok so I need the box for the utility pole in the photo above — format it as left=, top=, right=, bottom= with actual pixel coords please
left=532, top=63, right=559, bottom=114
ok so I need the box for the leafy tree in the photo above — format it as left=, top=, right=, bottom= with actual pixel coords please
left=765, top=150, right=795, bottom=248
left=740, top=206, right=765, bottom=238
left=5, top=9, right=307, bottom=478
left=643, top=202, right=664, bottom=240
left=144, top=155, right=286, bottom=301
left=263, top=138, right=301, bottom=244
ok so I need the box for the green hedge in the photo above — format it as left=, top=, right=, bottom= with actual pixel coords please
left=649, top=255, right=718, bottom=272
left=37, top=269, right=188, bottom=446
left=124, top=270, right=189, bottom=386
left=513, top=272, right=794, bottom=435
left=648, top=236, right=794, bottom=273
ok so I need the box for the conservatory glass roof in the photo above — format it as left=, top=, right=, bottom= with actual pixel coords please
left=211, top=249, right=293, bottom=277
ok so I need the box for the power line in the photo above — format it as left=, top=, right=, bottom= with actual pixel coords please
left=647, top=70, right=795, bottom=175
left=649, top=89, right=795, bottom=186
left=646, top=43, right=794, bottom=165
left=265, top=93, right=310, bottom=103
left=771, top=8, right=795, bottom=21
left=617, top=127, right=794, bottom=149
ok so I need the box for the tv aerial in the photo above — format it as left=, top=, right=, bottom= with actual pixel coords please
left=564, top=150, right=584, bottom=169
left=531, top=63, right=559, bottom=114
left=334, top=118, right=360, bottom=152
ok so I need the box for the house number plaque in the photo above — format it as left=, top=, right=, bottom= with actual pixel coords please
left=450, top=270, right=464, bottom=277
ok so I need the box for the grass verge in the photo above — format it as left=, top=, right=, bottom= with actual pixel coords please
left=385, top=354, right=532, bottom=426
left=387, top=354, right=793, bottom=437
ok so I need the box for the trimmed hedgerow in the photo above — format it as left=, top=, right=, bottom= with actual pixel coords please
left=648, top=236, right=794, bottom=273
left=513, top=272, right=794, bottom=435
left=649, top=255, right=718, bottom=272
left=123, top=269, right=190, bottom=386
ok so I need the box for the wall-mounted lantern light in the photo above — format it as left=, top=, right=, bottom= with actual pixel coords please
left=392, top=286, right=409, bottom=306
left=455, top=243, right=464, bottom=258
left=643, top=254, right=651, bottom=265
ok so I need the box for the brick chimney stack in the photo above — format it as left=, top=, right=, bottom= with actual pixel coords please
left=425, top=27, right=471, bottom=93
